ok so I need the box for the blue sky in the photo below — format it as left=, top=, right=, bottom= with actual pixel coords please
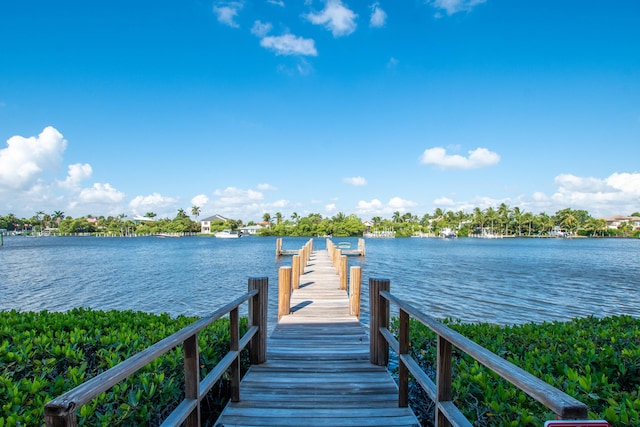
left=1, top=0, right=639, bottom=221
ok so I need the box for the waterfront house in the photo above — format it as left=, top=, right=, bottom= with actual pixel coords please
left=200, top=214, right=228, bottom=234
left=604, top=215, right=640, bottom=230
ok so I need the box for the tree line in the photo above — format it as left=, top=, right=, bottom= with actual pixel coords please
left=1, top=205, right=638, bottom=237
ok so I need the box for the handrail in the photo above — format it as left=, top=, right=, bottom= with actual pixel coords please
left=44, top=277, right=268, bottom=427
left=369, top=278, right=588, bottom=426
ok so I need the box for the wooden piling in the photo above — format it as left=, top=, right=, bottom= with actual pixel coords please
left=339, top=255, right=347, bottom=290
left=278, top=266, right=292, bottom=320
left=349, top=266, right=361, bottom=318
left=292, top=255, right=300, bottom=290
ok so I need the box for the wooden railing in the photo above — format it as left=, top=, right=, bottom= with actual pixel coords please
left=44, top=277, right=268, bottom=427
left=369, top=278, right=589, bottom=427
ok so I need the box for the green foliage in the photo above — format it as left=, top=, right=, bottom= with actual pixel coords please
left=0, top=309, right=248, bottom=426
left=392, top=315, right=640, bottom=426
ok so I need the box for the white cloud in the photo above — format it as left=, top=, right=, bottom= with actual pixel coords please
left=420, top=146, right=500, bottom=169
left=357, top=199, right=383, bottom=210
left=554, top=174, right=613, bottom=193
left=325, top=203, right=337, bottom=212
left=356, top=197, right=417, bottom=215
left=305, top=0, right=357, bottom=37
left=434, top=196, right=455, bottom=206
left=343, top=176, right=367, bottom=186
left=427, top=0, right=486, bottom=16
left=267, top=0, right=285, bottom=6
left=78, top=183, right=125, bottom=204
left=251, top=20, right=272, bottom=37
left=386, top=57, right=398, bottom=69
left=388, top=197, right=417, bottom=209
left=191, top=194, right=209, bottom=207
left=0, top=126, right=67, bottom=191
left=129, top=192, right=177, bottom=217
left=260, top=34, right=318, bottom=56
left=61, top=163, right=92, bottom=189
left=257, top=183, right=277, bottom=191
left=369, top=2, right=387, bottom=27
left=213, top=2, right=243, bottom=28
left=545, top=172, right=640, bottom=216
left=213, top=186, right=264, bottom=205
left=272, top=199, right=289, bottom=208
left=605, top=172, right=640, bottom=194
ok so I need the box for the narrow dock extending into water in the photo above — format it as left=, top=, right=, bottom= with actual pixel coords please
left=214, top=249, right=419, bottom=427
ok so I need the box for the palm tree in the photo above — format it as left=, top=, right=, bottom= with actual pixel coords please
left=472, top=207, right=485, bottom=234
left=53, top=211, right=65, bottom=228
left=191, top=206, right=201, bottom=221
left=497, top=203, right=511, bottom=236
left=275, top=212, right=283, bottom=225
left=144, top=212, right=157, bottom=219
left=392, top=211, right=402, bottom=223
left=36, top=211, right=45, bottom=233
left=484, top=207, right=498, bottom=235
left=291, top=212, right=299, bottom=224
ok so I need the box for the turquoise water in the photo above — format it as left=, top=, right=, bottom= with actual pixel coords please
left=1, top=235, right=639, bottom=326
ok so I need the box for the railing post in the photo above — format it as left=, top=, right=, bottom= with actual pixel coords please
left=278, top=266, right=292, bottom=320
left=399, top=308, right=410, bottom=407
left=44, top=406, right=77, bottom=427
left=436, top=336, right=453, bottom=427
left=339, top=255, right=347, bottom=290
left=230, top=307, right=240, bottom=402
left=369, top=278, right=389, bottom=366
left=248, top=277, right=268, bottom=364
left=183, top=334, right=201, bottom=426
left=349, top=266, right=361, bottom=317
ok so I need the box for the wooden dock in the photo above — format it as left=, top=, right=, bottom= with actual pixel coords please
left=214, top=249, right=419, bottom=427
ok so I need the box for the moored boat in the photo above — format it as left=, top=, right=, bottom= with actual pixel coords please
left=214, top=229, right=241, bottom=239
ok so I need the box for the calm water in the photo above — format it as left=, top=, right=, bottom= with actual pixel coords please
left=1, top=235, right=639, bottom=326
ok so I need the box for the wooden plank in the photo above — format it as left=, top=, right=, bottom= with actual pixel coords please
left=215, top=248, right=419, bottom=427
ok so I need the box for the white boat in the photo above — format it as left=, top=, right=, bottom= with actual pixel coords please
left=214, top=229, right=241, bottom=239
left=439, top=228, right=458, bottom=238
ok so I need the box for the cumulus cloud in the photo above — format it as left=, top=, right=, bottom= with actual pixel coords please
left=325, top=203, right=337, bottom=212
left=343, top=176, right=367, bottom=186
left=61, top=163, right=92, bottom=189
left=251, top=20, right=272, bottom=37
left=78, top=183, right=125, bottom=204
left=305, top=0, right=357, bottom=37
left=260, top=34, right=318, bottom=56
left=0, top=126, right=67, bottom=191
left=420, top=147, right=500, bottom=169
left=191, top=194, right=209, bottom=207
left=357, top=199, right=383, bottom=210
left=427, top=0, right=486, bottom=16
left=434, top=196, right=455, bottom=206
left=369, top=2, right=387, bottom=27
left=129, top=192, right=178, bottom=216
left=213, top=2, right=243, bottom=28
left=267, top=0, right=285, bottom=6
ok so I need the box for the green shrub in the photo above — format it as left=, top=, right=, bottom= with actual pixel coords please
left=393, top=315, right=640, bottom=427
left=0, top=308, right=248, bottom=426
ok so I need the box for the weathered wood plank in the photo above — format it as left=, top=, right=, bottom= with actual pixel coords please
left=214, top=248, right=419, bottom=427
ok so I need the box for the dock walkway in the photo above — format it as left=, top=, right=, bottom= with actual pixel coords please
left=214, top=249, right=419, bottom=426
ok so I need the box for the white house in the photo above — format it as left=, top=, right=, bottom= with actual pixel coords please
left=200, top=214, right=228, bottom=234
